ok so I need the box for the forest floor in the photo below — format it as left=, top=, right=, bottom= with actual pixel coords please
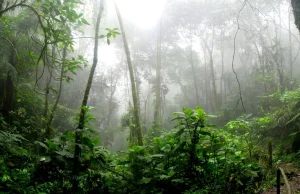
left=263, top=163, right=300, bottom=194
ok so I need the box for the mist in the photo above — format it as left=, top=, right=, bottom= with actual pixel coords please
left=1, top=0, right=300, bottom=193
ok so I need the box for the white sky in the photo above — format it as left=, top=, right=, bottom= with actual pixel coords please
left=115, top=0, right=167, bottom=29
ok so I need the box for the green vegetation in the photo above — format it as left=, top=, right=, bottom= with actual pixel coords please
left=1, top=0, right=300, bottom=193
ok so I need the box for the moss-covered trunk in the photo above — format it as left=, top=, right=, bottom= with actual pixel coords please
left=115, top=1, right=143, bottom=146
left=72, top=0, right=104, bottom=192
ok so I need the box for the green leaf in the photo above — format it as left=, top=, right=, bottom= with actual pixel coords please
left=99, top=34, right=105, bottom=39
left=196, top=106, right=205, bottom=117
left=92, top=137, right=100, bottom=145
left=142, top=177, right=152, bottom=184
left=183, top=108, right=194, bottom=116
left=81, top=18, right=90, bottom=25
left=82, top=136, right=93, bottom=149
left=168, top=170, right=175, bottom=177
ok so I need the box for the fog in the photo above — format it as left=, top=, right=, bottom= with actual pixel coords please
left=2, top=0, right=300, bottom=193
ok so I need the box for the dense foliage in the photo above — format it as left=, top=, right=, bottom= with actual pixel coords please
left=1, top=0, right=300, bottom=193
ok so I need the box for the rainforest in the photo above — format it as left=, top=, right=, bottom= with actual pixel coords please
left=1, top=0, right=300, bottom=193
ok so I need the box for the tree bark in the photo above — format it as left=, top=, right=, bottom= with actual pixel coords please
left=72, top=0, right=104, bottom=192
left=115, top=1, right=143, bottom=146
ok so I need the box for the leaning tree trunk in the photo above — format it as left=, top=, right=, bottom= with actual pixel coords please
left=71, top=0, right=104, bottom=192
left=115, top=1, right=143, bottom=146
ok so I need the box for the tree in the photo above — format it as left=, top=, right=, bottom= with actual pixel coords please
left=153, top=16, right=162, bottom=131
left=114, top=1, right=143, bottom=146
left=72, top=0, right=104, bottom=192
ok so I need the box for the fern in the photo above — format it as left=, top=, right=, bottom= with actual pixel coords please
left=0, top=130, right=27, bottom=154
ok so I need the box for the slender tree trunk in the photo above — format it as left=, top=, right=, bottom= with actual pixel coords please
left=4, top=43, right=16, bottom=122
left=115, top=1, right=143, bottom=146
left=43, top=75, right=50, bottom=125
left=202, top=43, right=209, bottom=112
left=273, top=12, right=284, bottom=94
left=189, top=29, right=200, bottom=106
left=202, top=38, right=217, bottom=112
left=72, top=0, right=104, bottom=192
left=153, top=17, right=162, bottom=130
left=3, top=72, right=14, bottom=121
left=43, top=46, right=55, bottom=123
left=220, top=30, right=225, bottom=107
left=254, top=42, right=268, bottom=94
left=45, top=47, right=67, bottom=139
left=106, top=73, right=117, bottom=126
left=289, top=8, right=293, bottom=78
left=133, top=52, right=141, bottom=115
left=177, top=78, right=189, bottom=105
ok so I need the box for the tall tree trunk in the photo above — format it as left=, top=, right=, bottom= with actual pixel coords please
left=189, top=29, right=200, bottom=106
left=45, top=47, right=67, bottom=139
left=106, top=72, right=117, bottom=126
left=220, top=30, right=225, bottom=107
left=202, top=43, right=210, bottom=112
left=3, top=72, right=14, bottom=121
left=289, top=8, right=293, bottom=78
left=202, top=36, right=217, bottom=112
left=273, top=10, right=284, bottom=94
left=115, top=1, right=143, bottom=146
left=72, top=0, right=104, bottom=192
left=254, top=42, right=268, bottom=94
left=43, top=46, right=55, bottom=122
left=153, top=17, right=162, bottom=130
left=3, top=42, right=16, bottom=122
left=43, top=76, right=51, bottom=127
